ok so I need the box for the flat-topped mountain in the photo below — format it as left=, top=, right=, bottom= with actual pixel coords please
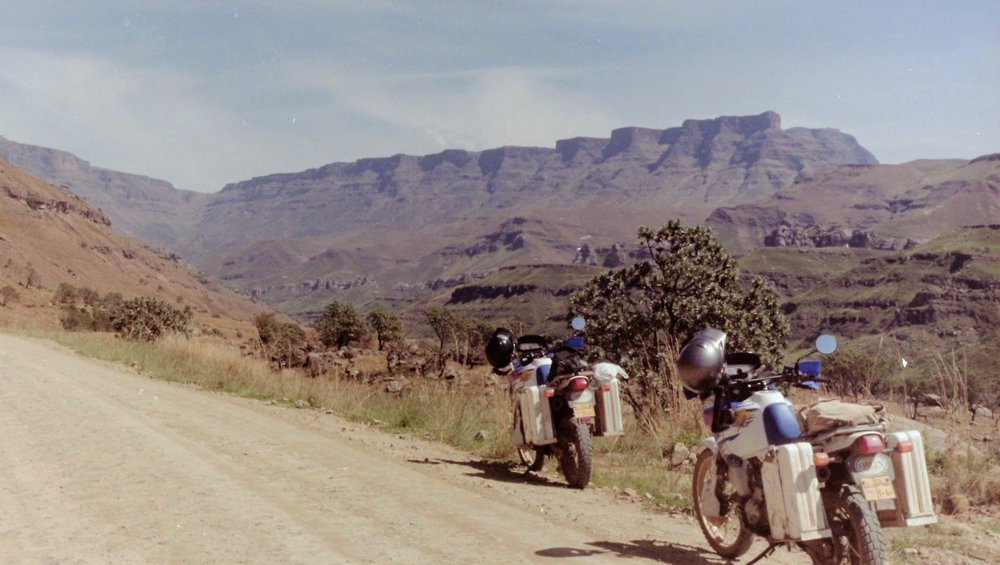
left=1, top=112, right=880, bottom=320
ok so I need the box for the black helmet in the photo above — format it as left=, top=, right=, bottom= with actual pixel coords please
left=677, top=328, right=727, bottom=394
left=485, top=328, right=514, bottom=369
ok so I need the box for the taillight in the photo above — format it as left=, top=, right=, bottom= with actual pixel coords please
left=854, top=434, right=885, bottom=455
left=813, top=452, right=830, bottom=467
left=895, top=440, right=914, bottom=453
left=569, top=377, right=589, bottom=392
left=544, top=388, right=555, bottom=398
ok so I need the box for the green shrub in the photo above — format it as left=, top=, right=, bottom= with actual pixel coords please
left=111, top=296, right=191, bottom=341
left=60, top=305, right=94, bottom=331
left=366, top=307, right=404, bottom=351
left=55, top=282, right=78, bottom=304
left=314, top=301, right=366, bottom=348
left=255, top=312, right=308, bottom=367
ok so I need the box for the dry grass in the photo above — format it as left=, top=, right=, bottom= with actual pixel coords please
left=34, top=329, right=712, bottom=508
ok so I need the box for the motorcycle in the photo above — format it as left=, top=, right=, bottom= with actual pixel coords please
left=486, top=317, right=628, bottom=489
left=680, top=329, right=937, bottom=565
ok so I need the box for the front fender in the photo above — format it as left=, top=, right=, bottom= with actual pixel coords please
left=697, top=436, right=718, bottom=457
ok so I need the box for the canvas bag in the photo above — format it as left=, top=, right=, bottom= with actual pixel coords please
left=797, top=398, right=885, bottom=435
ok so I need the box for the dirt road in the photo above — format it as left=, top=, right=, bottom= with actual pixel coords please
left=0, top=334, right=806, bottom=564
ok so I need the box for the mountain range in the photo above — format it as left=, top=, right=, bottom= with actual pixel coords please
left=3, top=112, right=998, bottom=358
left=1, top=111, right=883, bottom=319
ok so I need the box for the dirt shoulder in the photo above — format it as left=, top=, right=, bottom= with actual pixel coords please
left=0, top=333, right=812, bottom=563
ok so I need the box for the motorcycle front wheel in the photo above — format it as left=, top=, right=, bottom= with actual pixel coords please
left=691, top=450, right=754, bottom=559
left=517, top=446, right=545, bottom=472
left=821, top=486, right=886, bottom=565
left=558, top=419, right=592, bottom=489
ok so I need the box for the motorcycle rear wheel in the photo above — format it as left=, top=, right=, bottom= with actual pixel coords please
left=692, top=450, right=754, bottom=559
left=558, top=419, right=592, bottom=489
left=820, top=486, right=885, bottom=565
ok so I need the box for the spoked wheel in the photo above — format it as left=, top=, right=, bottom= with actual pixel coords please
left=558, top=419, right=593, bottom=489
left=517, top=446, right=545, bottom=472
left=691, top=450, right=754, bottom=559
left=820, top=487, right=886, bottom=565
left=513, top=405, right=545, bottom=472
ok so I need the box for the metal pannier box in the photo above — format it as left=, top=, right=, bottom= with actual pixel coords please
left=594, top=378, right=624, bottom=437
left=761, top=442, right=831, bottom=541
left=882, top=430, right=938, bottom=527
left=519, top=385, right=556, bottom=446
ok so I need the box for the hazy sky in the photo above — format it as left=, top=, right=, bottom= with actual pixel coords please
left=1, top=1, right=997, bottom=192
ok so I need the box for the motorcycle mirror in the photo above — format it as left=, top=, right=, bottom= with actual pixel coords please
left=571, top=316, right=586, bottom=332
left=815, top=334, right=837, bottom=355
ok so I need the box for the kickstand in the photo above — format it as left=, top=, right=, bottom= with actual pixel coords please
left=744, top=543, right=780, bottom=565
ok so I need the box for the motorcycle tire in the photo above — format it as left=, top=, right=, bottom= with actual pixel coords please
left=518, top=446, right=545, bottom=472
left=691, top=450, right=754, bottom=559
left=821, top=486, right=886, bottom=565
left=558, top=419, right=592, bottom=489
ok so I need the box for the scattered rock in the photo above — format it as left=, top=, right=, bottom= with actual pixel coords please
left=923, top=394, right=944, bottom=407
left=473, top=430, right=488, bottom=441
left=942, top=493, right=970, bottom=515
left=670, top=443, right=691, bottom=467
left=305, top=352, right=336, bottom=378
left=384, top=377, right=410, bottom=394
left=294, top=399, right=310, bottom=409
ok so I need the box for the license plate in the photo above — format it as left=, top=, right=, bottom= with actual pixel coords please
left=573, top=403, right=596, bottom=418
left=860, top=476, right=896, bottom=501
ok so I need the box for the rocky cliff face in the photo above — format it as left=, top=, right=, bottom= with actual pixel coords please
left=0, top=135, right=206, bottom=248
left=2, top=113, right=880, bottom=320
left=0, top=156, right=264, bottom=323
left=185, top=111, right=876, bottom=259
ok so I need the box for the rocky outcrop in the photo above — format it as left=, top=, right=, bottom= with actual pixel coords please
left=764, top=225, right=918, bottom=250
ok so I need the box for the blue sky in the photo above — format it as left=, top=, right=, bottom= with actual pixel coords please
left=0, top=1, right=997, bottom=192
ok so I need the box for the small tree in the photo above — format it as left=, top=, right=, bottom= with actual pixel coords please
left=367, top=307, right=404, bottom=351
left=314, top=301, right=366, bottom=348
left=425, top=306, right=494, bottom=368
left=571, top=221, right=788, bottom=422
left=255, top=312, right=308, bottom=368
left=101, top=292, right=124, bottom=310
left=55, top=282, right=78, bottom=304
left=111, top=296, right=191, bottom=341
left=61, top=305, right=94, bottom=331
left=0, top=285, right=18, bottom=307
left=425, top=305, right=459, bottom=354
left=78, top=287, right=101, bottom=307
left=25, top=265, right=40, bottom=289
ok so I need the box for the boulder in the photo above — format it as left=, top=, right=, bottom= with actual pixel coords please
left=670, top=443, right=691, bottom=467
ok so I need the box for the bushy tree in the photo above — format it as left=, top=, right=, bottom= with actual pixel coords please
left=571, top=221, right=788, bottom=420
left=111, top=296, right=191, bottom=341
left=78, top=287, right=101, bottom=307
left=255, top=312, right=308, bottom=368
left=314, top=301, right=366, bottom=348
left=366, top=306, right=404, bottom=351
left=425, top=305, right=493, bottom=368
left=101, top=292, right=124, bottom=310
left=55, top=282, right=78, bottom=304
left=0, top=285, right=18, bottom=307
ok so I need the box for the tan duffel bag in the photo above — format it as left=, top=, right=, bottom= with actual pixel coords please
left=798, top=398, right=886, bottom=435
